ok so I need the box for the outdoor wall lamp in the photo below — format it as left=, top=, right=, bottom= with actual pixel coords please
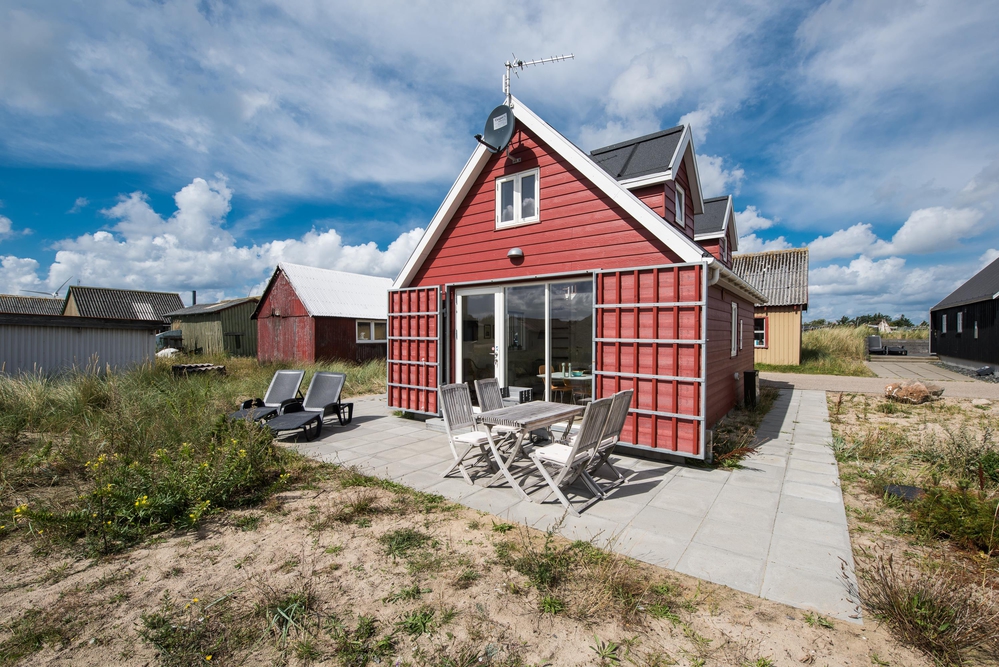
left=507, top=247, right=524, bottom=260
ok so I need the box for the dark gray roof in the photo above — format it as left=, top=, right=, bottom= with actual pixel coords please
left=589, top=126, right=685, bottom=181
left=165, top=297, right=258, bottom=318
left=731, top=248, right=809, bottom=307
left=66, top=286, right=183, bottom=323
left=0, top=295, right=64, bottom=316
left=694, top=196, right=730, bottom=236
left=931, top=256, right=999, bottom=311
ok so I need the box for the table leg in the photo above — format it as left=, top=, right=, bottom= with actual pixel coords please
left=485, top=428, right=530, bottom=500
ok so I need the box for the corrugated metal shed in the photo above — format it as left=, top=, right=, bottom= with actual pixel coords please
left=0, top=295, right=64, bottom=315
left=731, top=248, right=809, bottom=308
left=63, top=286, right=183, bottom=324
left=165, top=297, right=258, bottom=318
left=254, top=263, right=391, bottom=320
left=167, top=298, right=259, bottom=356
left=0, top=313, right=159, bottom=376
left=931, top=256, right=999, bottom=311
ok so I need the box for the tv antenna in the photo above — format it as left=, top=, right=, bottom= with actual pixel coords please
left=503, top=53, right=574, bottom=106
left=21, top=277, right=72, bottom=298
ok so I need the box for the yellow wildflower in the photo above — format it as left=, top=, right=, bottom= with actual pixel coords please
left=192, top=597, right=199, bottom=603
left=205, top=656, right=212, bottom=662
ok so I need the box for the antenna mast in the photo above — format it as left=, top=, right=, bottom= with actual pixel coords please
left=504, top=53, right=574, bottom=105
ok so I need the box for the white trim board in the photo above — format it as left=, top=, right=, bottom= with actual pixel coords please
left=393, top=96, right=707, bottom=289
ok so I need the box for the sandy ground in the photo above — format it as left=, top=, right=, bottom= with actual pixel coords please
left=763, top=373, right=999, bottom=399
left=0, top=470, right=929, bottom=667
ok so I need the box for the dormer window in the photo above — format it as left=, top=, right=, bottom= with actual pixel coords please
left=720, top=236, right=728, bottom=262
left=496, top=168, right=540, bottom=229
left=675, top=185, right=685, bottom=228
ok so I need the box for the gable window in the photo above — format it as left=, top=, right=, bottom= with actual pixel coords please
left=720, top=236, right=728, bottom=262
left=357, top=320, right=387, bottom=343
left=754, top=317, right=767, bottom=348
left=941, top=313, right=947, bottom=334
left=739, top=319, right=744, bottom=350
left=496, top=168, right=540, bottom=229
left=730, top=302, right=738, bottom=357
left=956, top=311, right=963, bottom=333
left=675, top=185, right=686, bottom=229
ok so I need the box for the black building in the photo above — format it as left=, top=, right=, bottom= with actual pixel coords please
left=930, top=256, right=999, bottom=368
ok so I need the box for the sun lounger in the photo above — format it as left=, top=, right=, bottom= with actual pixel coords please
left=262, top=372, right=353, bottom=441
left=228, top=369, right=305, bottom=421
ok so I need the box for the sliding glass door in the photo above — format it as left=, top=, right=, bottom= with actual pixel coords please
left=549, top=280, right=594, bottom=403
left=505, top=284, right=547, bottom=401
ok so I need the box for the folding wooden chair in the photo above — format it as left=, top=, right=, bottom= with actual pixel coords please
left=439, top=383, right=493, bottom=484
left=585, top=389, right=634, bottom=496
left=528, top=396, right=613, bottom=516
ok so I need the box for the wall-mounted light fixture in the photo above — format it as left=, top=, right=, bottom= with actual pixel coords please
left=507, top=247, right=524, bottom=260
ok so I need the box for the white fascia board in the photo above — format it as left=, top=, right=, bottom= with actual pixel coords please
left=511, top=96, right=705, bottom=263
left=694, top=232, right=725, bottom=241
left=393, top=144, right=491, bottom=288
left=619, top=171, right=672, bottom=189
left=667, top=126, right=705, bottom=215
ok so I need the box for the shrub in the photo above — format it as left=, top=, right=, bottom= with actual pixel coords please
left=860, top=554, right=999, bottom=664
left=910, top=488, right=999, bottom=554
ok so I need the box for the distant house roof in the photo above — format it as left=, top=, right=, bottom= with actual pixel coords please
left=731, top=248, right=809, bottom=308
left=931, top=256, right=999, bottom=311
left=0, top=295, right=64, bottom=316
left=165, top=297, right=258, bottom=318
left=255, top=263, right=392, bottom=320
left=590, top=126, right=686, bottom=182
left=64, top=286, right=183, bottom=323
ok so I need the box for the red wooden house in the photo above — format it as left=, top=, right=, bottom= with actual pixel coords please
left=388, top=98, right=764, bottom=461
left=253, top=263, right=392, bottom=364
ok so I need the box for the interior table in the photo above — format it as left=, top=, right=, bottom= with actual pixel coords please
left=475, top=401, right=585, bottom=500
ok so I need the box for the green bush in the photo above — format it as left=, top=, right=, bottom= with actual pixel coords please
left=910, top=488, right=999, bottom=554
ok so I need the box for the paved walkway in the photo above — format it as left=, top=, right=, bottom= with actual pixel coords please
left=761, top=372, right=999, bottom=399
left=289, top=391, right=860, bottom=621
left=866, top=360, right=971, bottom=382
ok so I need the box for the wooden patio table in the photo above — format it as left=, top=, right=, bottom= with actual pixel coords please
left=476, top=401, right=585, bottom=500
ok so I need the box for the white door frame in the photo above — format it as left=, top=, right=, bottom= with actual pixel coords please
left=455, top=286, right=505, bottom=387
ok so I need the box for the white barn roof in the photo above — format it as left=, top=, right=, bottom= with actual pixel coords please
left=278, top=263, right=392, bottom=320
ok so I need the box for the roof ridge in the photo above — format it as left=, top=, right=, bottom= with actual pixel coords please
left=589, top=125, right=685, bottom=155
left=70, top=285, right=180, bottom=296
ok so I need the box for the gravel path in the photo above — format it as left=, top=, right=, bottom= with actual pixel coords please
left=760, top=372, right=999, bottom=400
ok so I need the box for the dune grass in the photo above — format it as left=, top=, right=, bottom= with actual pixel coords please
left=0, top=357, right=385, bottom=555
left=757, top=326, right=877, bottom=376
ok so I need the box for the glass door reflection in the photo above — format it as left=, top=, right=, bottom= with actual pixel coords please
left=549, top=280, right=593, bottom=403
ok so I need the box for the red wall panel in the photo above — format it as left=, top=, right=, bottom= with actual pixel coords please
left=387, top=287, right=440, bottom=414
left=256, top=271, right=315, bottom=364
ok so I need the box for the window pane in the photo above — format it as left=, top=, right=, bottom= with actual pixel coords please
left=357, top=322, right=370, bottom=340
left=549, top=280, right=593, bottom=403
left=373, top=321, right=387, bottom=341
left=500, top=180, right=515, bottom=222
left=521, top=173, right=537, bottom=218
left=754, top=318, right=765, bottom=347
left=505, top=285, right=546, bottom=401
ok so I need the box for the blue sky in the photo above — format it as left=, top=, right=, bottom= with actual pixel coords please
left=1, top=0, right=997, bottom=319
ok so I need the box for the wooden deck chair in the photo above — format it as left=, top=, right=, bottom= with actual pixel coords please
left=473, top=378, right=519, bottom=438
left=227, top=369, right=304, bottom=422
left=263, top=372, right=354, bottom=442
left=585, top=389, right=634, bottom=495
left=527, top=396, right=613, bottom=516
left=439, top=383, right=493, bottom=484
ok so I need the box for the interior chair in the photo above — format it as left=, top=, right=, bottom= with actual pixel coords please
left=539, top=365, right=573, bottom=403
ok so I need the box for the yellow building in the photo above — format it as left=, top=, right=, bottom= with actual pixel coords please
left=731, top=248, right=809, bottom=366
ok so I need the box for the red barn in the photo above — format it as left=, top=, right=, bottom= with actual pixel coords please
left=253, top=263, right=392, bottom=364
left=388, top=98, right=764, bottom=461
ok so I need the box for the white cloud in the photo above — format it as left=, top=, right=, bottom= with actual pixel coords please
left=737, top=233, right=791, bottom=253
left=873, top=206, right=984, bottom=256
left=697, top=154, right=744, bottom=198
left=808, top=223, right=879, bottom=262
left=981, top=248, right=999, bottom=267
left=0, top=177, right=422, bottom=299
left=67, top=197, right=89, bottom=213
left=678, top=103, right=722, bottom=145
left=0, top=215, right=11, bottom=239
left=735, top=206, right=775, bottom=234
left=956, top=157, right=999, bottom=205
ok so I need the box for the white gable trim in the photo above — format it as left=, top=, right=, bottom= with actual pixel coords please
left=618, top=171, right=672, bottom=189
left=394, top=97, right=706, bottom=288
left=670, top=127, right=705, bottom=215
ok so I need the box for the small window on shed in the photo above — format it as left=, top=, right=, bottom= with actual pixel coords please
left=730, top=302, right=738, bottom=357
left=739, top=319, right=744, bottom=350
left=975, top=321, right=979, bottom=338
left=754, top=317, right=767, bottom=348
left=956, top=312, right=963, bottom=333
left=675, top=185, right=686, bottom=229
left=496, top=168, right=540, bottom=229
left=941, top=313, right=947, bottom=334
left=357, top=321, right=387, bottom=343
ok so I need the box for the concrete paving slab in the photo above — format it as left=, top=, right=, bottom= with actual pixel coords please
left=691, top=519, right=772, bottom=559
left=629, top=506, right=704, bottom=542
left=614, top=527, right=689, bottom=568
left=773, top=514, right=850, bottom=549
left=782, top=481, right=842, bottom=504
left=760, top=564, right=860, bottom=621
left=777, top=495, right=849, bottom=524
left=704, top=500, right=777, bottom=533
left=767, top=535, right=852, bottom=577
left=787, top=458, right=839, bottom=474
left=676, top=542, right=767, bottom=595
left=784, top=468, right=842, bottom=487
left=714, top=485, right=781, bottom=511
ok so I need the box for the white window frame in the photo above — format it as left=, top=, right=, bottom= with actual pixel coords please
left=956, top=311, right=963, bottom=333
left=754, top=317, right=767, bottom=348
left=739, top=318, right=744, bottom=350
left=495, top=168, right=540, bottom=230
left=730, top=302, right=738, bottom=357
left=720, top=236, right=728, bottom=262
left=675, top=185, right=685, bottom=228
left=356, top=320, right=387, bottom=343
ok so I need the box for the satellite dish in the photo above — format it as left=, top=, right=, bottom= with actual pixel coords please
left=474, top=104, right=515, bottom=154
